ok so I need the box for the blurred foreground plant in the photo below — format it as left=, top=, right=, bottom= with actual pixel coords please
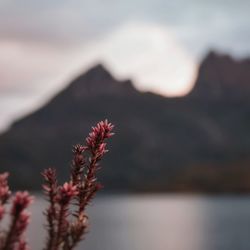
left=0, top=120, right=114, bottom=250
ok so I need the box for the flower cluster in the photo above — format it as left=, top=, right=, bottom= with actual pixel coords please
left=42, top=119, right=114, bottom=250
left=0, top=175, right=33, bottom=250
left=0, top=173, right=11, bottom=221
left=0, top=120, right=114, bottom=250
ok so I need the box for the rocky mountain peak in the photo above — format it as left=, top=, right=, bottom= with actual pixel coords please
left=67, top=64, right=137, bottom=98
left=190, top=51, right=250, bottom=99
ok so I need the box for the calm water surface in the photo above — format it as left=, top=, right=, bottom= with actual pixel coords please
left=28, top=195, right=250, bottom=250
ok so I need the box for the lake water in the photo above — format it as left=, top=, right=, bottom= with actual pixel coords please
left=27, top=195, right=250, bottom=250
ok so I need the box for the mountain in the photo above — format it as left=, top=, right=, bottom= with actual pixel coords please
left=190, top=51, right=250, bottom=99
left=1, top=51, right=250, bottom=193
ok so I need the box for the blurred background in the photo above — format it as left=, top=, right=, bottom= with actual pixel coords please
left=0, top=0, right=250, bottom=249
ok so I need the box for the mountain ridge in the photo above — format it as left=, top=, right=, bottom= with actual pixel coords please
left=189, top=51, right=250, bottom=99
left=1, top=51, right=250, bottom=192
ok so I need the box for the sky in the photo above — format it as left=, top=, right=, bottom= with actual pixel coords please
left=0, top=0, right=250, bottom=131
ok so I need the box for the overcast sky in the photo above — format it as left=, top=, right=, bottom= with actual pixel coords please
left=0, top=0, right=250, bottom=131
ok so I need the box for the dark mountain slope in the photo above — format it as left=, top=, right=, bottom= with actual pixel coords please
left=190, top=51, right=250, bottom=99
left=1, top=52, right=250, bottom=192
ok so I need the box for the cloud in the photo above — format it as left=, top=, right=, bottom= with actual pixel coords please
left=0, top=0, right=249, bottom=55
left=81, top=22, right=197, bottom=96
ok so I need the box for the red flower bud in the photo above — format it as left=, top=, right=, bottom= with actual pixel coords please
left=11, top=192, right=33, bottom=216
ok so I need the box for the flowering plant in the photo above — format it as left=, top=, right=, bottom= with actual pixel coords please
left=0, top=120, right=114, bottom=250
